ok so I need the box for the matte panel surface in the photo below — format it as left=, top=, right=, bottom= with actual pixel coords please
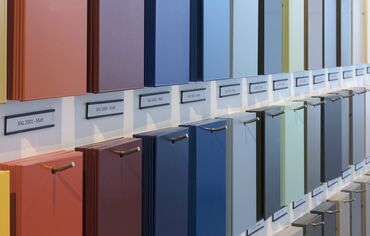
left=0, top=0, right=6, bottom=103
left=181, top=120, right=227, bottom=236
left=328, top=192, right=351, bottom=236
left=323, top=0, right=337, bottom=67
left=337, top=0, right=352, bottom=66
left=305, top=0, right=323, bottom=70
left=0, top=171, right=9, bottom=236
left=352, top=0, right=366, bottom=64
left=281, top=102, right=304, bottom=205
left=232, top=0, right=258, bottom=78
left=259, top=0, right=283, bottom=74
left=145, top=0, right=190, bottom=86
left=350, top=90, right=366, bottom=165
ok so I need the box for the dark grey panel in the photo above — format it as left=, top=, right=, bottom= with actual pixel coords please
left=337, top=0, right=352, bottom=66
left=292, top=213, right=323, bottom=236
left=259, top=0, right=282, bottom=74
left=311, top=202, right=337, bottom=236
left=350, top=90, right=366, bottom=165
left=342, top=184, right=364, bottom=236
left=323, top=0, right=337, bottom=67
left=321, top=95, right=342, bottom=182
left=304, top=99, right=322, bottom=193
left=339, top=92, right=350, bottom=171
left=305, top=0, right=323, bottom=70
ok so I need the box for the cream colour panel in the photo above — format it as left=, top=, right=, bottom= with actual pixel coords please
left=353, top=0, right=367, bottom=64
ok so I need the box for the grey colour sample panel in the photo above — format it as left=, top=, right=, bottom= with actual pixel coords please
left=311, top=202, right=337, bottom=236
left=323, top=0, right=337, bottom=68
left=349, top=89, right=366, bottom=165
left=305, top=0, right=323, bottom=70
left=319, top=95, right=342, bottom=182
left=258, top=0, right=283, bottom=75
left=248, top=106, right=283, bottom=220
left=337, top=0, right=352, bottom=66
left=342, top=183, right=364, bottom=236
left=304, top=98, right=322, bottom=193
left=220, top=113, right=258, bottom=236
left=328, top=192, right=351, bottom=236
left=292, top=213, right=323, bottom=236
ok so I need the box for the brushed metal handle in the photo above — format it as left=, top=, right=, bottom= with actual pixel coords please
left=266, top=111, right=285, bottom=118
left=307, top=101, right=326, bottom=107
left=311, top=222, right=325, bottom=227
left=111, top=147, right=141, bottom=158
left=342, top=198, right=356, bottom=203
left=292, top=105, right=307, bottom=111
left=326, top=210, right=341, bottom=214
left=168, top=133, right=189, bottom=143
left=243, top=117, right=260, bottom=125
left=203, top=125, right=227, bottom=133
left=354, top=188, right=367, bottom=193
left=51, top=162, right=75, bottom=175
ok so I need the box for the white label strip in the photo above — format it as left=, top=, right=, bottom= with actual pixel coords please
left=272, top=206, right=288, bottom=222
left=5, top=110, right=55, bottom=135
left=139, top=92, right=171, bottom=109
left=313, top=74, right=326, bottom=84
left=181, top=88, right=206, bottom=104
left=247, top=220, right=264, bottom=236
left=273, top=79, right=289, bottom=91
left=328, top=72, right=340, bottom=81
left=355, top=161, right=366, bottom=171
left=219, top=84, right=241, bottom=98
left=312, top=185, right=324, bottom=197
left=249, top=82, right=267, bottom=94
left=296, top=76, right=309, bottom=87
left=356, top=68, right=365, bottom=76
left=343, top=70, right=353, bottom=79
left=327, top=179, right=338, bottom=188
left=86, top=100, right=124, bottom=119
left=342, top=168, right=353, bottom=179
left=293, top=196, right=306, bottom=209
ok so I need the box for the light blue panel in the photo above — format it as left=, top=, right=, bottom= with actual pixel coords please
left=232, top=0, right=258, bottom=78
left=324, top=0, right=337, bottom=67
left=219, top=112, right=257, bottom=236
left=203, top=0, right=230, bottom=80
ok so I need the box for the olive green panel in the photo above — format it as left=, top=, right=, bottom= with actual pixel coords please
left=281, top=102, right=305, bottom=205
left=282, top=0, right=304, bottom=72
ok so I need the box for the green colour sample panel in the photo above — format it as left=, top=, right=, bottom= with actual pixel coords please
left=282, top=0, right=304, bottom=72
left=281, top=102, right=305, bottom=205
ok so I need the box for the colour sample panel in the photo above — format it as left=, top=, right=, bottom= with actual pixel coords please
left=220, top=113, right=257, bottom=236
left=311, top=202, right=337, bottom=236
left=8, top=0, right=87, bottom=100
left=281, top=102, right=304, bottom=205
left=304, top=98, right=322, bottom=193
left=181, top=119, right=227, bottom=236
left=320, top=95, right=342, bottom=182
left=259, top=0, right=283, bottom=74
left=145, top=0, right=190, bottom=86
left=350, top=89, right=366, bottom=165
left=352, top=0, right=366, bottom=64
left=190, top=0, right=230, bottom=81
left=134, top=127, right=189, bottom=236
left=232, top=0, right=258, bottom=78
left=0, top=0, right=6, bottom=103
left=328, top=192, right=351, bottom=236
left=305, top=0, right=323, bottom=70
left=323, top=0, right=337, bottom=67
left=88, top=0, right=144, bottom=93
left=338, top=0, right=352, bottom=66
left=0, top=171, right=9, bottom=236
left=282, top=0, right=304, bottom=72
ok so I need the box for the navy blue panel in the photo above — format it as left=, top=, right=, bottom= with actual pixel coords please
left=134, top=127, right=189, bottom=236
left=145, top=0, right=190, bottom=86
left=190, top=0, right=231, bottom=81
left=181, top=119, right=227, bottom=236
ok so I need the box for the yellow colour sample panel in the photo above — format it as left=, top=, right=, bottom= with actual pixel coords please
left=0, top=171, right=9, bottom=236
left=0, top=0, right=6, bottom=103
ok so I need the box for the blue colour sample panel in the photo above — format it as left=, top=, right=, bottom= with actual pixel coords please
left=190, top=0, right=230, bottom=81
left=134, top=127, right=190, bottom=236
left=181, top=119, right=227, bottom=236
left=232, top=0, right=259, bottom=78
left=145, top=0, right=190, bottom=86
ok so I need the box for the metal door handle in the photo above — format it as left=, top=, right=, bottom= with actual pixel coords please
left=266, top=111, right=285, bottom=118
left=326, top=210, right=341, bottom=214
left=51, top=162, right=75, bottom=175
left=242, top=117, right=260, bottom=125
left=307, top=101, right=325, bottom=107
left=203, top=125, right=227, bottom=133
left=342, top=198, right=356, bottom=203
left=111, top=147, right=141, bottom=157
left=292, top=105, right=306, bottom=111
left=168, top=133, right=189, bottom=143
left=311, top=222, right=325, bottom=227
